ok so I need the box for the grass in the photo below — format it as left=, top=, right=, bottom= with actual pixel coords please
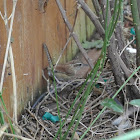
left=53, top=0, right=124, bottom=139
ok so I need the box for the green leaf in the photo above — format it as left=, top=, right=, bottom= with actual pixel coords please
left=129, top=99, right=140, bottom=107
left=82, top=40, right=103, bottom=49
left=101, top=98, right=123, bottom=113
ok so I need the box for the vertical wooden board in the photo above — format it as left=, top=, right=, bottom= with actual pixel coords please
left=71, top=38, right=79, bottom=59
left=10, top=0, right=36, bottom=113
left=65, top=0, right=81, bottom=61
left=71, top=11, right=81, bottom=60
left=0, top=0, right=95, bottom=117
left=17, top=0, right=66, bottom=111
left=79, top=8, right=86, bottom=43
left=0, top=0, right=67, bottom=117
left=42, top=0, right=66, bottom=64
left=64, top=0, right=75, bottom=61
left=85, top=0, right=95, bottom=40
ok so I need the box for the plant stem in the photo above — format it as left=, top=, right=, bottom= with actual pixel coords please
left=130, top=0, right=140, bottom=66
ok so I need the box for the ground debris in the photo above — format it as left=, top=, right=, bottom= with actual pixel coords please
left=18, top=64, right=140, bottom=140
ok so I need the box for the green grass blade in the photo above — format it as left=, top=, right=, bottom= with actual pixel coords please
left=51, top=66, right=63, bottom=139
left=0, top=92, right=18, bottom=140
left=110, top=128, right=140, bottom=140
left=80, top=66, right=140, bottom=139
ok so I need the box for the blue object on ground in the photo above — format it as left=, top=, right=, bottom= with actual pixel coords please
left=42, top=112, right=59, bottom=123
left=130, top=28, right=135, bottom=35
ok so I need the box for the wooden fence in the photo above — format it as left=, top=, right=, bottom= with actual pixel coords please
left=0, top=0, right=94, bottom=117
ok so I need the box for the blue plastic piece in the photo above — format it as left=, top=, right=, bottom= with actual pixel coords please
left=42, top=112, right=59, bottom=123
left=130, top=28, right=136, bottom=44
left=130, top=28, right=135, bottom=35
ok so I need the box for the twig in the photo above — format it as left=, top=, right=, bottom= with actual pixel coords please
left=133, top=107, right=139, bottom=128
left=116, top=52, right=134, bottom=81
left=60, top=79, right=85, bottom=91
left=55, top=0, right=94, bottom=69
left=120, top=38, right=136, bottom=56
left=0, top=106, right=34, bottom=139
left=54, top=36, right=71, bottom=69
left=42, top=70, right=48, bottom=82
left=0, top=0, right=17, bottom=91
left=46, top=92, right=69, bottom=112
left=91, top=0, right=104, bottom=27
left=0, top=123, right=8, bottom=137
left=0, top=0, right=18, bottom=125
left=43, top=44, right=62, bottom=84
left=91, top=116, right=116, bottom=130
left=33, top=80, right=69, bottom=112
left=84, top=74, right=117, bottom=113
left=75, top=0, right=139, bottom=96
left=66, top=118, right=94, bottom=134
left=26, top=109, right=56, bottom=139
left=0, top=11, right=4, bottom=20
left=3, top=0, right=18, bottom=123
left=32, top=70, right=64, bottom=109
left=55, top=7, right=79, bottom=68
left=0, top=131, right=32, bottom=140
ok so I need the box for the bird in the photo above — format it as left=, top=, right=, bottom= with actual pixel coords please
left=43, top=43, right=102, bottom=82
left=53, top=61, right=89, bottom=81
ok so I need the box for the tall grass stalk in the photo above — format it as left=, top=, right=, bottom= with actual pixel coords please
left=108, top=0, right=122, bottom=38
left=54, top=0, right=123, bottom=139
left=130, top=0, right=140, bottom=66
left=80, top=0, right=124, bottom=139
left=81, top=66, right=140, bottom=139
left=51, top=67, right=63, bottom=139
left=63, top=58, right=101, bottom=140
left=0, top=92, right=17, bottom=140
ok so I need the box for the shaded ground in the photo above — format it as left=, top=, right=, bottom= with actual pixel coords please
left=18, top=62, right=140, bottom=140
left=18, top=3, right=140, bottom=139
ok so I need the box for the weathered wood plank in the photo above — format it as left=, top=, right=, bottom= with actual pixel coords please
left=0, top=0, right=95, bottom=117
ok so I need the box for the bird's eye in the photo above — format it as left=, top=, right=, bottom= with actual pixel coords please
left=73, top=63, right=82, bottom=67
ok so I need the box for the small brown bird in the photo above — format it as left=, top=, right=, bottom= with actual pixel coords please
left=43, top=43, right=102, bottom=82
left=54, top=61, right=89, bottom=81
